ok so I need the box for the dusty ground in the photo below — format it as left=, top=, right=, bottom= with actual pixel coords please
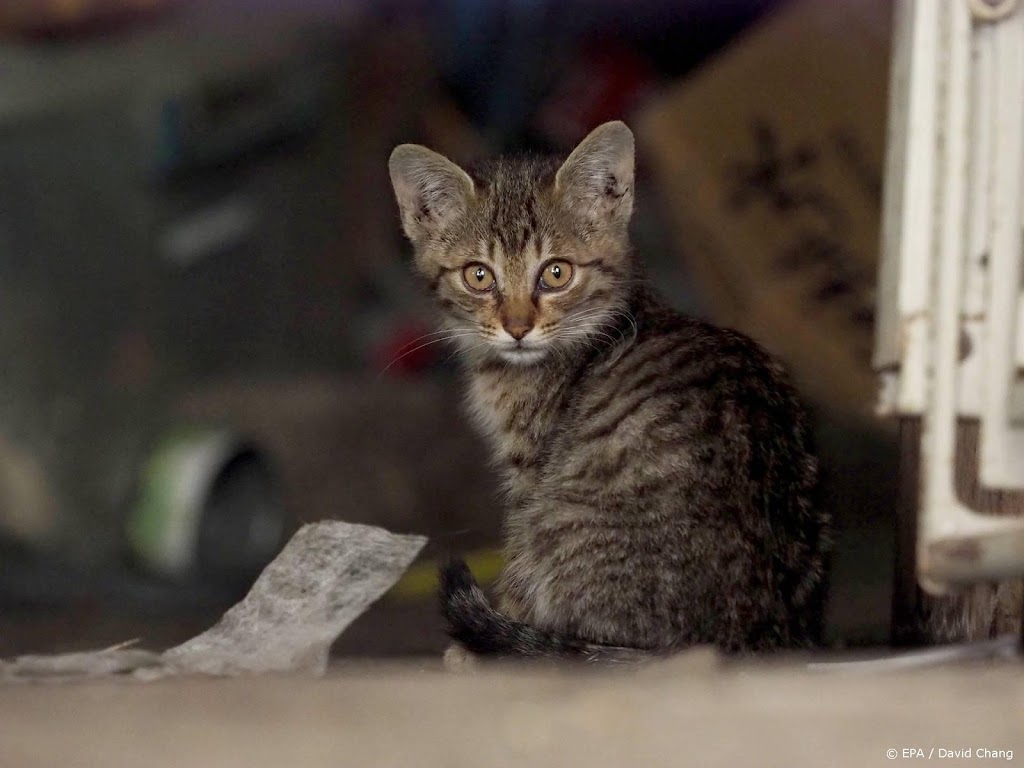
left=0, top=651, right=1020, bottom=768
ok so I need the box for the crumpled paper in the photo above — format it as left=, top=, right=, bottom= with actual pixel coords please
left=1, top=521, right=427, bottom=684
left=0, top=644, right=164, bottom=683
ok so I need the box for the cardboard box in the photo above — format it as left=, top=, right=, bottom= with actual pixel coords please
left=639, top=0, right=892, bottom=415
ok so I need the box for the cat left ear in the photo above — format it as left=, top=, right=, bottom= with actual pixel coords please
left=555, top=121, right=635, bottom=230
left=389, top=144, right=475, bottom=245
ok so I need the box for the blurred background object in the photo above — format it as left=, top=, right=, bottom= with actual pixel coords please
left=638, top=0, right=889, bottom=416
left=0, top=0, right=907, bottom=658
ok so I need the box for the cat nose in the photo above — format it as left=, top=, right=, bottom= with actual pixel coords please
left=503, top=320, right=533, bottom=340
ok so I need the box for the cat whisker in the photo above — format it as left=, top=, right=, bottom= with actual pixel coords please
left=595, top=308, right=637, bottom=357
left=378, top=331, right=483, bottom=377
left=577, top=306, right=639, bottom=351
left=560, top=307, right=616, bottom=326
left=390, top=326, right=477, bottom=356
left=556, top=328, right=605, bottom=357
left=556, top=321, right=619, bottom=349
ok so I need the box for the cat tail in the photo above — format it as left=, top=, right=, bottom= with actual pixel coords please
left=439, top=558, right=652, bottom=664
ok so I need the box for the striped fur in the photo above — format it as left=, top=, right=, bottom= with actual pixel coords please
left=390, top=121, right=829, bottom=659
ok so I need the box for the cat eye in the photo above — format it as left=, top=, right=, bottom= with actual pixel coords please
left=463, top=263, right=496, bottom=292
left=539, top=260, right=574, bottom=290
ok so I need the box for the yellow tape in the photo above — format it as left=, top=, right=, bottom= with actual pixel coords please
left=387, top=548, right=504, bottom=601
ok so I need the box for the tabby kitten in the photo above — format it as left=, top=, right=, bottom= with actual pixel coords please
left=389, top=121, right=829, bottom=659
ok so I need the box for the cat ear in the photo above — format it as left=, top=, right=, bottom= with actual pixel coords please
left=389, top=144, right=475, bottom=244
left=555, top=121, right=635, bottom=229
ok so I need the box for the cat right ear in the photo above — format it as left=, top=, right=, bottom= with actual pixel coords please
left=389, top=145, right=475, bottom=244
left=555, top=121, right=635, bottom=231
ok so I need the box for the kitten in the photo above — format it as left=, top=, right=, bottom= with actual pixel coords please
left=388, top=121, right=830, bottom=660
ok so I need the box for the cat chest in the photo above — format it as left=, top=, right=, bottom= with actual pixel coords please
left=465, top=373, right=562, bottom=484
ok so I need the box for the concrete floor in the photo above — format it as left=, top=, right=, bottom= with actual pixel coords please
left=1, top=652, right=1020, bottom=768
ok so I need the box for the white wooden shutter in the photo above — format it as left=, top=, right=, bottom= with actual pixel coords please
left=875, top=0, right=1024, bottom=592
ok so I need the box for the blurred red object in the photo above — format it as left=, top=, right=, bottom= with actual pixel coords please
left=374, top=322, right=444, bottom=377
left=0, top=0, right=176, bottom=40
left=534, top=38, right=656, bottom=148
